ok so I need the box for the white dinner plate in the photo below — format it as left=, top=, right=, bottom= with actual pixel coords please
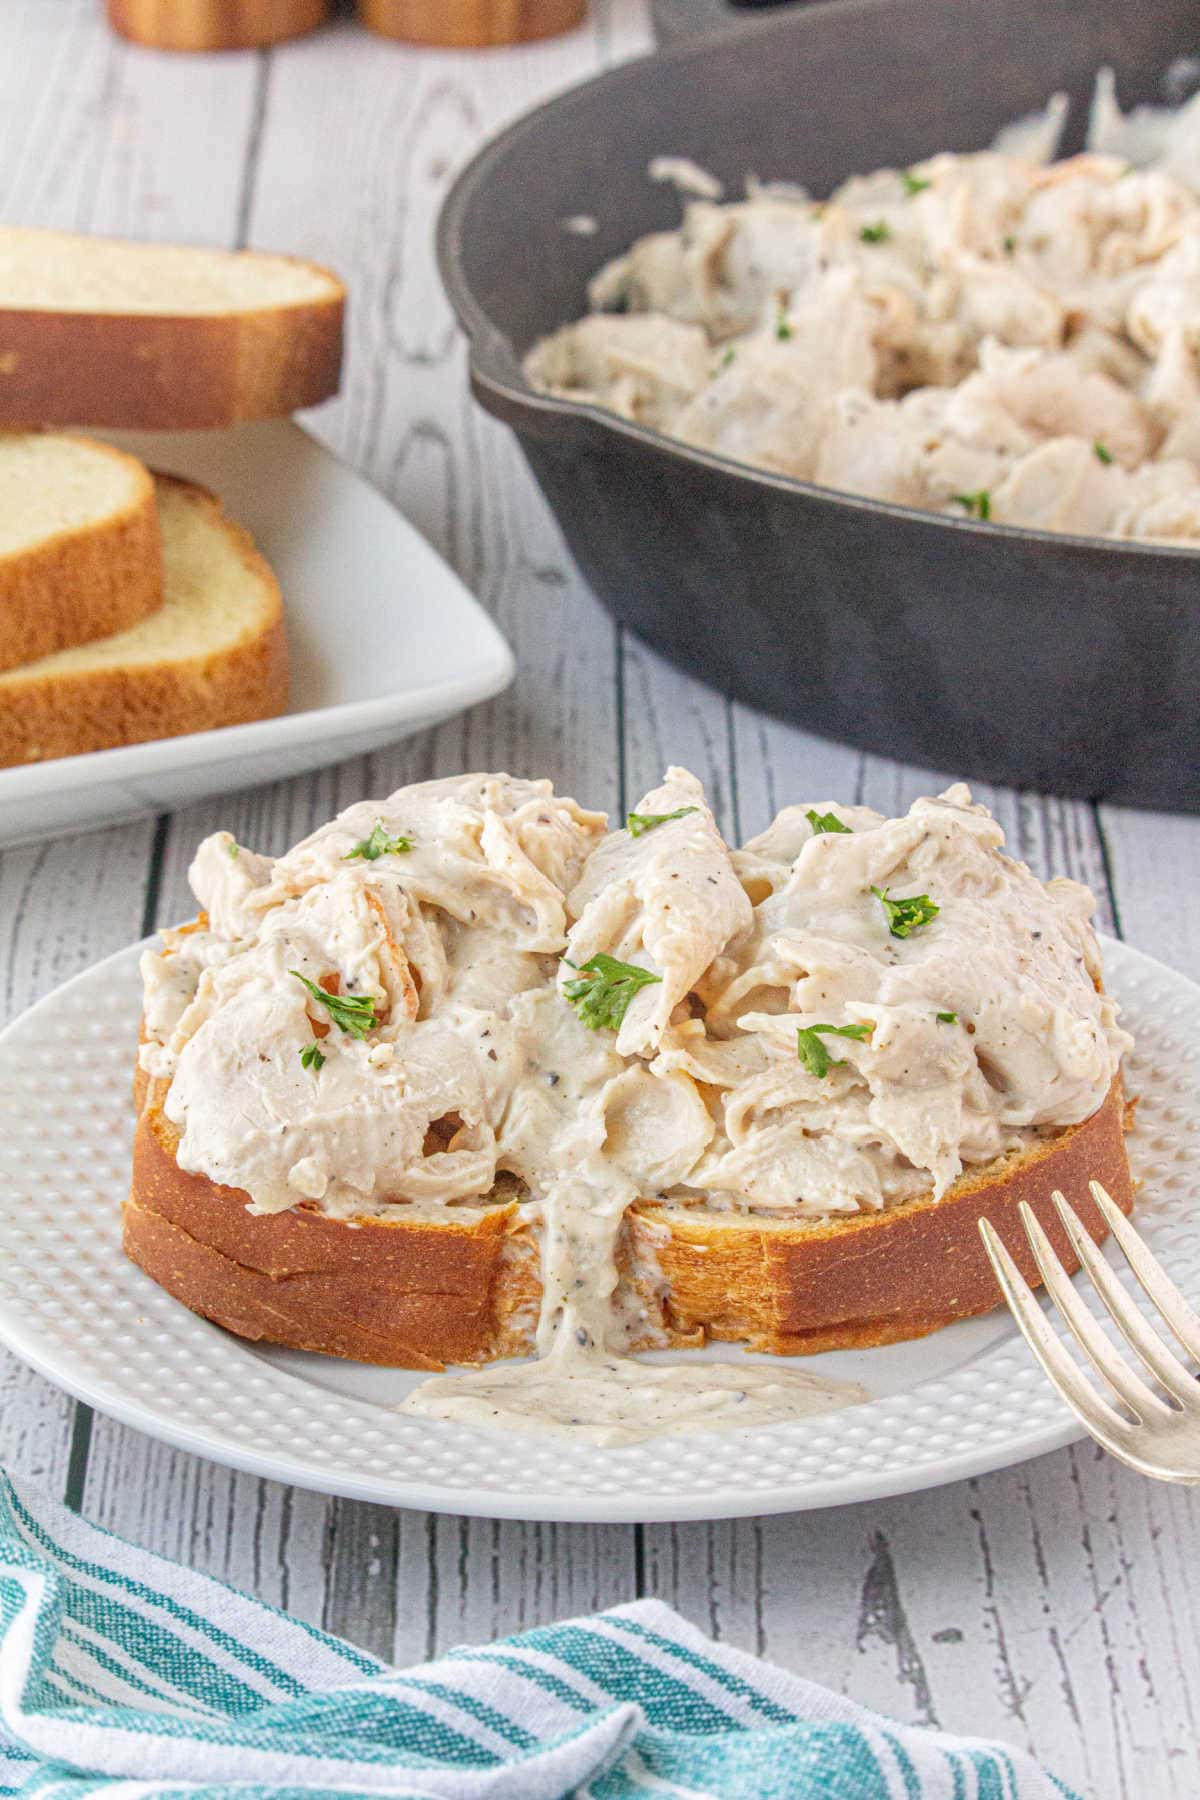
left=0, top=936, right=1194, bottom=1523
left=0, top=420, right=514, bottom=848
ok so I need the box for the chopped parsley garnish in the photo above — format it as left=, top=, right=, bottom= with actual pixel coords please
left=227, top=841, right=239, bottom=859
left=952, top=489, right=991, bottom=520
left=290, top=970, right=378, bottom=1038
left=1093, top=440, right=1114, bottom=465
left=344, top=821, right=412, bottom=862
left=860, top=220, right=890, bottom=244
left=775, top=309, right=793, bottom=341
left=936, top=1010, right=959, bottom=1025
left=562, top=953, right=661, bottom=1031
left=872, top=886, right=940, bottom=938
left=626, top=806, right=698, bottom=839
left=1003, top=234, right=1016, bottom=254
left=805, top=808, right=851, bottom=835
left=796, top=1021, right=872, bottom=1079
left=720, top=345, right=736, bottom=369
left=299, top=1042, right=327, bottom=1071
left=902, top=170, right=931, bottom=196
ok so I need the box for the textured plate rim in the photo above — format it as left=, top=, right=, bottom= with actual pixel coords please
left=0, top=936, right=1190, bottom=1523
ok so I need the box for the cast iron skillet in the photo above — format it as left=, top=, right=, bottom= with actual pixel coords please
left=437, top=0, right=1200, bottom=808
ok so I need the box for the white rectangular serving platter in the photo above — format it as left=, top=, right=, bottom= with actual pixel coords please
left=0, top=419, right=515, bottom=848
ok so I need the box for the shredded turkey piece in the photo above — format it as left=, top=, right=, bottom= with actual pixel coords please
left=140, top=770, right=1130, bottom=1225
left=525, top=74, right=1200, bottom=543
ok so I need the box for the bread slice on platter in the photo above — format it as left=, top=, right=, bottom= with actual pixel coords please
left=0, top=475, right=287, bottom=766
left=127, top=1074, right=1132, bottom=1368
left=0, top=226, right=343, bottom=429
left=0, top=433, right=161, bottom=672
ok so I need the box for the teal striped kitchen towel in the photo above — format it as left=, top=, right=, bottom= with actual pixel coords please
left=0, top=1471, right=1076, bottom=1799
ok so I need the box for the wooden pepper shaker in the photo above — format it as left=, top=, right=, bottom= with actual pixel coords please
left=107, top=0, right=329, bottom=51
left=358, top=0, right=585, bottom=48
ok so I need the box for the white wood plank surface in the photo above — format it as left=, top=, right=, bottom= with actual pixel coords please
left=0, top=0, right=261, bottom=1503
left=0, top=4, right=1195, bottom=1795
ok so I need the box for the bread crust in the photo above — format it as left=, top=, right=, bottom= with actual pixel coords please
left=0, top=475, right=288, bottom=767
left=637, top=1079, right=1134, bottom=1354
left=124, top=1070, right=1133, bottom=1368
left=108, top=0, right=328, bottom=51
left=0, top=438, right=161, bottom=672
left=0, top=274, right=343, bottom=431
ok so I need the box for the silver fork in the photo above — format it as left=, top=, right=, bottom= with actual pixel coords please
left=979, top=1184, right=1200, bottom=1483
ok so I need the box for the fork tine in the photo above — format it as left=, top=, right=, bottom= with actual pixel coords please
left=979, top=1219, right=1135, bottom=1455
left=1089, top=1182, right=1200, bottom=1366
left=1052, top=1192, right=1198, bottom=1407
left=1016, top=1202, right=1174, bottom=1420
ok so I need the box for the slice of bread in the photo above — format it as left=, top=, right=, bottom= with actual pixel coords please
left=124, top=1071, right=1133, bottom=1369
left=0, top=226, right=344, bottom=429
left=0, top=433, right=161, bottom=672
left=0, top=476, right=288, bottom=766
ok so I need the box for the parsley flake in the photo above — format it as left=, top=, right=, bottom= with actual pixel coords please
left=1003, top=234, right=1016, bottom=254
left=562, top=953, right=661, bottom=1031
left=626, top=806, right=698, bottom=839
left=806, top=808, right=851, bottom=835
left=775, top=309, right=793, bottom=341
left=290, top=970, right=378, bottom=1038
left=936, top=1010, right=959, bottom=1025
left=860, top=220, right=890, bottom=244
left=872, top=886, right=940, bottom=937
left=952, top=489, right=991, bottom=521
left=344, top=821, right=412, bottom=862
left=720, top=345, right=736, bottom=369
left=227, top=841, right=239, bottom=859
left=796, top=1021, right=872, bottom=1079
left=902, top=170, right=931, bottom=196
left=299, top=1042, right=327, bottom=1072
left=1093, top=440, right=1114, bottom=465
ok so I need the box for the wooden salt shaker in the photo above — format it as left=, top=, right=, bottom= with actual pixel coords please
left=107, top=0, right=329, bottom=51
left=358, top=0, right=585, bottom=48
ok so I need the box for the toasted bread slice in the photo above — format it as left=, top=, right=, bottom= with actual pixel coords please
left=0, top=475, right=287, bottom=766
left=0, top=226, right=343, bottom=429
left=0, top=433, right=161, bottom=672
left=124, top=1073, right=1132, bottom=1369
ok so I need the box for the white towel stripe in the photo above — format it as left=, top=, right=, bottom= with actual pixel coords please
left=413, top=1653, right=589, bottom=1737
left=8, top=1477, right=365, bottom=1693
left=584, top=1616, right=764, bottom=1729
left=465, top=1643, right=619, bottom=1713
left=5, top=1506, right=298, bottom=1708
left=618, top=1749, right=722, bottom=1799
left=51, top=1633, right=205, bottom=1718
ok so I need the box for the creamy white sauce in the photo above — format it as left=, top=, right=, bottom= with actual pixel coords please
left=405, top=1165, right=866, bottom=1444
left=405, top=1336, right=866, bottom=1447
left=526, top=75, right=1200, bottom=544
left=140, top=769, right=1130, bottom=1443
